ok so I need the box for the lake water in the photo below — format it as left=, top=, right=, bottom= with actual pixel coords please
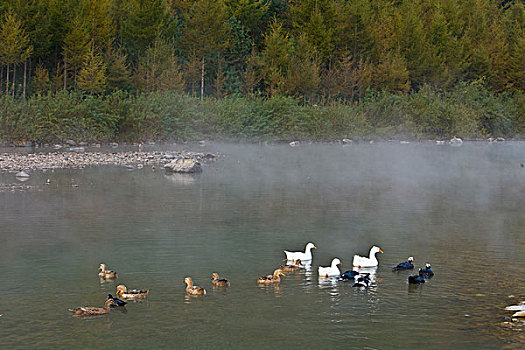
left=1, top=142, right=524, bottom=349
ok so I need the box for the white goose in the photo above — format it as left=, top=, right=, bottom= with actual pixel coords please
left=352, top=246, right=383, bottom=267
left=284, top=242, right=316, bottom=262
left=318, top=258, right=342, bottom=277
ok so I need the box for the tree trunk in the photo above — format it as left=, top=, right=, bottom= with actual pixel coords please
left=64, top=60, right=67, bottom=90
left=200, top=56, right=205, bottom=100
left=6, top=63, right=9, bottom=96
left=12, top=64, right=16, bottom=98
left=23, top=60, right=27, bottom=99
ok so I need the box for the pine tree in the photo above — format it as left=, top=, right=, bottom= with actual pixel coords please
left=261, top=19, right=293, bottom=96
left=179, top=0, right=230, bottom=99
left=0, top=10, right=32, bottom=97
left=77, top=45, right=107, bottom=94
left=105, top=46, right=132, bottom=92
left=62, top=16, right=90, bottom=89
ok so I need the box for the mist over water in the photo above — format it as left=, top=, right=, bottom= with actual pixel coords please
left=1, top=142, right=524, bottom=349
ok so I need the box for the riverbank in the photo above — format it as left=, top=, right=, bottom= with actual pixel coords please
left=1, top=83, right=523, bottom=145
left=0, top=150, right=217, bottom=173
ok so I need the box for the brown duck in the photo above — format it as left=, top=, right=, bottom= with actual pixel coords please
left=98, top=263, right=118, bottom=279
left=280, top=259, right=304, bottom=272
left=257, top=269, right=285, bottom=284
left=68, top=299, right=117, bottom=316
left=185, top=277, right=206, bottom=295
left=116, top=284, right=149, bottom=299
left=211, top=273, right=230, bottom=287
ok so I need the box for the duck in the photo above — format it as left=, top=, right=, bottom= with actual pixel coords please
left=408, top=269, right=426, bottom=284
left=392, top=257, right=414, bottom=271
left=68, top=299, right=117, bottom=316
left=450, top=136, right=463, bottom=146
left=279, top=259, right=304, bottom=272
left=98, top=263, right=118, bottom=279
left=352, top=246, right=383, bottom=267
left=258, top=269, right=285, bottom=284
left=353, top=274, right=371, bottom=288
left=116, top=284, right=149, bottom=299
left=318, top=258, right=342, bottom=277
left=185, top=277, right=206, bottom=295
left=420, top=263, right=434, bottom=278
left=284, top=242, right=316, bottom=262
left=106, top=294, right=127, bottom=306
left=339, top=270, right=359, bottom=281
left=211, top=273, right=230, bottom=287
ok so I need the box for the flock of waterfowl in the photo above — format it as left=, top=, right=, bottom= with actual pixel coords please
left=68, top=244, right=436, bottom=316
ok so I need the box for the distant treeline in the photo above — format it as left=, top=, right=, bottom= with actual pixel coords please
left=1, top=83, right=523, bottom=143
left=0, top=0, right=523, bottom=142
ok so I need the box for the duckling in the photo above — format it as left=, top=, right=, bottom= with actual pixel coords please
left=98, top=263, right=118, bottom=279
left=339, top=270, right=359, bottom=281
left=392, top=257, right=414, bottom=271
left=116, top=284, right=149, bottom=299
left=211, top=273, right=230, bottom=287
left=257, top=269, right=285, bottom=284
left=279, top=259, right=304, bottom=272
left=106, top=294, right=127, bottom=306
left=68, top=299, right=117, bottom=316
left=185, top=277, right=206, bottom=295
left=408, top=269, right=426, bottom=284
left=420, top=263, right=434, bottom=278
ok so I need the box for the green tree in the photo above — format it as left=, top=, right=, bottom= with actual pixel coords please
left=121, top=0, right=166, bottom=61
left=133, top=37, right=184, bottom=92
left=284, top=34, right=320, bottom=102
left=62, top=15, right=90, bottom=90
left=0, top=10, right=32, bottom=97
left=77, top=46, right=106, bottom=94
left=179, top=0, right=230, bottom=99
left=261, top=19, right=293, bottom=96
left=105, top=46, right=132, bottom=92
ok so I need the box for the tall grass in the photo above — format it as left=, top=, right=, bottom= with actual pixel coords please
left=0, top=83, right=523, bottom=144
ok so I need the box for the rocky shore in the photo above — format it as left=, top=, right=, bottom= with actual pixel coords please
left=0, top=150, right=218, bottom=173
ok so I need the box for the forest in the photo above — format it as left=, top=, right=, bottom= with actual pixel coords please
left=0, top=0, right=524, bottom=143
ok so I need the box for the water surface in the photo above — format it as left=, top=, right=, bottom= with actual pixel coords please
left=1, top=142, right=524, bottom=349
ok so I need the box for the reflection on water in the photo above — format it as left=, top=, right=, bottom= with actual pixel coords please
left=1, top=142, right=525, bottom=349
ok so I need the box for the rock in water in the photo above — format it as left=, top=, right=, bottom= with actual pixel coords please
left=164, top=158, right=202, bottom=174
left=15, top=171, right=30, bottom=178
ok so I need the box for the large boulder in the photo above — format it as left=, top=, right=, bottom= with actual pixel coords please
left=164, top=157, right=202, bottom=173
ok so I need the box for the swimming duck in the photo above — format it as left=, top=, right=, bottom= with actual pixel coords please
left=68, top=299, right=117, bottom=316
left=392, top=257, right=414, bottom=271
left=258, top=269, right=285, bottom=284
left=340, top=270, right=359, bottom=281
left=211, top=273, right=230, bottom=287
left=280, top=259, right=304, bottom=272
left=352, top=246, right=383, bottom=267
left=318, top=258, right=342, bottom=277
left=106, top=294, right=127, bottom=306
left=420, top=263, right=434, bottom=278
left=353, top=274, right=371, bottom=288
left=284, top=242, right=316, bottom=262
left=116, top=284, right=149, bottom=299
left=98, top=263, right=118, bottom=279
left=185, top=277, right=206, bottom=295
left=408, top=269, right=426, bottom=284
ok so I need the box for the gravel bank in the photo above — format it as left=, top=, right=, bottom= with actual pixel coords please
left=0, top=150, right=217, bottom=173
